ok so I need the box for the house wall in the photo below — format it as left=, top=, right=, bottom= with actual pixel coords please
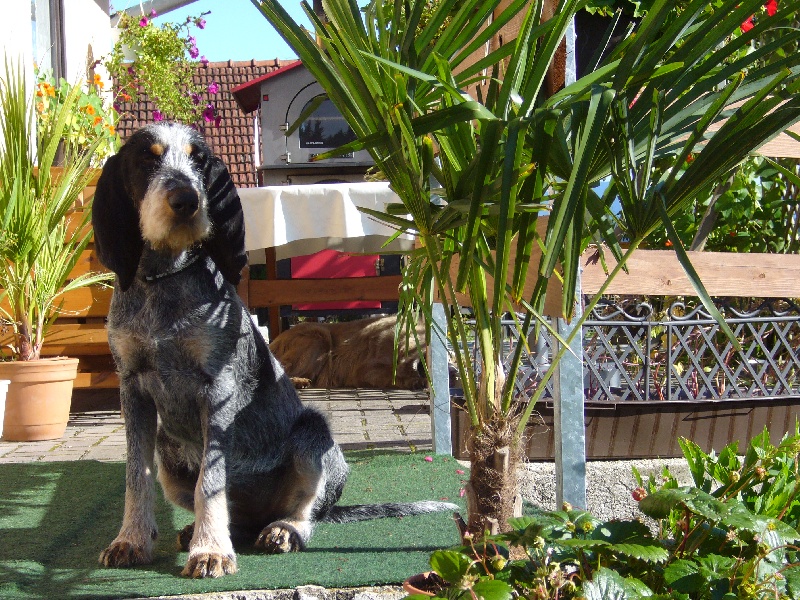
left=63, top=0, right=113, bottom=84
left=0, top=2, right=34, bottom=68
left=259, top=67, right=317, bottom=169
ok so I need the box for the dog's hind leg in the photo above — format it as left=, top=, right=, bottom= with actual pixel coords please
left=99, top=387, right=159, bottom=568
left=253, top=407, right=346, bottom=553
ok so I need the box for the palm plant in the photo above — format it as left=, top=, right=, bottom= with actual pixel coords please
left=252, top=0, right=800, bottom=534
left=0, top=60, right=111, bottom=361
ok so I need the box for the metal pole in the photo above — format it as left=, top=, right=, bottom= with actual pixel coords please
left=429, top=303, right=452, bottom=455
left=550, top=9, right=587, bottom=511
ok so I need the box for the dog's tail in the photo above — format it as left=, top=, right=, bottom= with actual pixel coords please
left=321, top=501, right=459, bottom=524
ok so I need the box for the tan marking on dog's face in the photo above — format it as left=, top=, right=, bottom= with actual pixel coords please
left=150, top=143, right=165, bottom=156
left=183, top=143, right=193, bottom=156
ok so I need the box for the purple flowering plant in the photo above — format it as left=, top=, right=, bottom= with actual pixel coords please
left=104, top=9, right=221, bottom=127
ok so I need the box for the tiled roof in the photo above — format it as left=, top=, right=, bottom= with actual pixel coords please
left=115, top=59, right=297, bottom=188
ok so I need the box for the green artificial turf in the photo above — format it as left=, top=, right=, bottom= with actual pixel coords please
left=0, top=451, right=466, bottom=600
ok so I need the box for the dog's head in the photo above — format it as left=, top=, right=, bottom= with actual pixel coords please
left=92, top=123, right=247, bottom=291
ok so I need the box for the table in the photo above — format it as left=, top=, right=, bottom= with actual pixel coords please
left=238, top=182, right=415, bottom=262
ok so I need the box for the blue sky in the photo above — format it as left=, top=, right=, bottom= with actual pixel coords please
left=118, top=0, right=311, bottom=61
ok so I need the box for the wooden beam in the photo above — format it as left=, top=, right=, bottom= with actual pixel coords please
left=247, top=275, right=403, bottom=308
left=582, top=249, right=800, bottom=297
left=74, top=371, right=119, bottom=389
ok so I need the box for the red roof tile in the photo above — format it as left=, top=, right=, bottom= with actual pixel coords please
left=115, top=59, right=297, bottom=188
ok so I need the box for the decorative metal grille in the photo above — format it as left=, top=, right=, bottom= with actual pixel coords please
left=456, top=298, right=800, bottom=403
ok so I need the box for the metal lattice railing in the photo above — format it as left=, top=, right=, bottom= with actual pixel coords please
left=454, top=297, right=800, bottom=404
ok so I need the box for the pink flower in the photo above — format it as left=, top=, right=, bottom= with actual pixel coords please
left=191, top=92, right=202, bottom=105
left=153, top=109, right=164, bottom=121
left=189, top=45, right=200, bottom=59
left=197, top=18, right=207, bottom=29
left=456, top=469, right=465, bottom=475
left=202, top=103, right=215, bottom=123
left=139, top=17, right=148, bottom=27
left=424, top=456, right=433, bottom=462
left=208, top=82, right=219, bottom=94
left=459, top=488, right=466, bottom=497
left=150, top=9, right=157, bottom=17
left=200, top=55, right=209, bottom=67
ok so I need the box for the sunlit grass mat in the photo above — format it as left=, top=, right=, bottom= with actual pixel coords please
left=0, top=451, right=466, bottom=599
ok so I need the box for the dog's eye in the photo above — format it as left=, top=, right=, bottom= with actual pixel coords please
left=190, top=149, right=207, bottom=164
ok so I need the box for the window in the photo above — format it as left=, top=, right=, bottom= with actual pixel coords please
left=298, top=96, right=357, bottom=149
left=31, top=0, right=65, bottom=80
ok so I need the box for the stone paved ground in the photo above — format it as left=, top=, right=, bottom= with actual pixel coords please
left=0, top=389, right=433, bottom=464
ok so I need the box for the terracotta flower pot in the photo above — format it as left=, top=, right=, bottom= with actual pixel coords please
left=402, top=571, right=446, bottom=597
left=0, top=357, right=79, bottom=441
left=0, top=379, right=8, bottom=438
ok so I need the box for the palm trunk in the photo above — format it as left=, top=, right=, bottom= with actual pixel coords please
left=465, top=419, right=523, bottom=536
left=16, top=316, right=40, bottom=361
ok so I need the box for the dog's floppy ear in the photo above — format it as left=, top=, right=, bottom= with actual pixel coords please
left=92, top=152, right=144, bottom=291
left=202, top=155, right=247, bottom=286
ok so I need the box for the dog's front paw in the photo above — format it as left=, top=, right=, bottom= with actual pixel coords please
left=181, top=551, right=238, bottom=578
left=255, top=521, right=305, bottom=553
left=99, top=539, right=153, bottom=568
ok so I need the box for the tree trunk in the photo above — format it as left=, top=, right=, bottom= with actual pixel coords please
left=465, top=420, right=523, bottom=536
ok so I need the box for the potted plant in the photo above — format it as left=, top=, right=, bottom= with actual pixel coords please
left=105, top=9, right=221, bottom=127
left=404, top=425, right=800, bottom=599
left=0, top=60, right=114, bottom=441
left=255, top=0, right=800, bottom=538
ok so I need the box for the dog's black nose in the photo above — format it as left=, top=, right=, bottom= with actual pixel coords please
left=169, top=189, right=200, bottom=218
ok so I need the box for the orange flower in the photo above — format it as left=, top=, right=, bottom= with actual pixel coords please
left=91, top=73, right=105, bottom=89
left=665, top=239, right=673, bottom=247
left=38, top=82, right=55, bottom=97
left=93, top=116, right=103, bottom=126
left=36, top=101, right=45, bottom=114
left=84, top=105, right=96, bottom=115
left=105, top=124, right=116, bottom=134
left=120, top=92, right=132, bottom=102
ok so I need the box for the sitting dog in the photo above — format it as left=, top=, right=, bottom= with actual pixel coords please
left=270, top=315, right=427, bottom=389
left=92, top=123, right=456, bottom=579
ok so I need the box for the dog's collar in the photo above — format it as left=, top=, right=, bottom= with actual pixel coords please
left=141, top=251, right=204, bottom=283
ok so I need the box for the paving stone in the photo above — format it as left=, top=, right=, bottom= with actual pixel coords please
left=0, top=390, right=434, bottom=464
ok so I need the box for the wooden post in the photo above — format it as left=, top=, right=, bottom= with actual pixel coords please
left=265, top=247, right=281, bottom=340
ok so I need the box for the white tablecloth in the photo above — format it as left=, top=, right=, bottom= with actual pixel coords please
left=238, top=182, right=415, bottom=262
